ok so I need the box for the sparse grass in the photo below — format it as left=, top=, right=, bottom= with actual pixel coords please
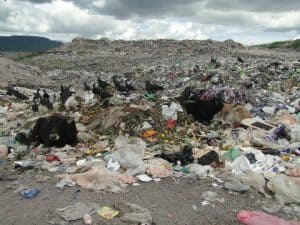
left=258, top=39, right=300, bottom=50
left=265, top=41, right=285, bottom=49
left=289, top=39, right=300, bottom=48
left=13, top=51, right=47, bottom=61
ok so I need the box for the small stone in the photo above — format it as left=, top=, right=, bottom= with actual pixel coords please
left=83, top=213, right=92, bottom=225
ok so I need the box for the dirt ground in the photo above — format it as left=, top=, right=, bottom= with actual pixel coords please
left=0, top=169, right=294, bottom=225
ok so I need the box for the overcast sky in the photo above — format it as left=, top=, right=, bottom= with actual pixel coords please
left=0, top=0, right=299, bottom=44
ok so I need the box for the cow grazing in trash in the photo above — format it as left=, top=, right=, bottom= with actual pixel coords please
left=28, top=114, right=78, bottom=147
left=177, top=86, right=224, bottom=123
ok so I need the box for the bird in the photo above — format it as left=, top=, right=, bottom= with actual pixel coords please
left=97, top=77, right=110, bottom=89
left=92, top=83, right=100, bottom=95
left=145, top=80, right=164, bottom=94
left=32, top=100, right=39, bottom=112
left=83, top=82, right=91, bottom=92
left=237, top=56, right=245, bottom=63
left=125, top=80, right=136, bottom=91
left=112, top=76, right=129, bottom=92
left=46, top=100, right=53, bottom=110
left=33, top=88, right=42, bottom=101
left=43, top=90, right=49, bottom=99
left=210, top=57, right=217, bottom=64
left=99, top=89, right=113, bottom=99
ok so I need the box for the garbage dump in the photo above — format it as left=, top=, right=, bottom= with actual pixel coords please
left=0, top=38, right=300, bottom=224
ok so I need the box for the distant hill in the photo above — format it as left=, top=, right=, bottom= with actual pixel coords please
left=258, top=39, right=300, bottom=50
left=0, top=36, right=62, bottom=52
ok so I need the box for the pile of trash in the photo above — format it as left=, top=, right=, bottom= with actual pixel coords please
left=0, top=39, right=300, bottom=224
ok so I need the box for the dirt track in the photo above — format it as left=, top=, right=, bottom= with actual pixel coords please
left=0, top=170, right=293, bottom=225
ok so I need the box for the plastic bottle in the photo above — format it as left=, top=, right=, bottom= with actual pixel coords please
left=20, top=188, right=40, bottom=199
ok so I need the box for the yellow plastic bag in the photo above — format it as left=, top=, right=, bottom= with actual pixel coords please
left=97, top=206, right=119, bottom=219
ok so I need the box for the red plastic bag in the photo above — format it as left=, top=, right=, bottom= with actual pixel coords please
left=237, top=210, right=300, bottom=225
left=165, top=119, right=177, bottom=129
left=46, top=155, right=60, bottom=162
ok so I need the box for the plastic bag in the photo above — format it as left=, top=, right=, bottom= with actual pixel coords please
left=97, top=206, right=119, bottom=219
left=108, top=136, right=146, bottom=175
left=235, top=171, right=265, bottom=194
left=161, top=101, right=183, bottom=120
left=57, top=166, right=128, bottom=193
left=120, top=203, right=152, bottom=224
left=267, top=174, right=300, bottom=203
left=237, top=210, right=300, bottom=225
left=188, top=164, right=212, bottom=178
left=56, top=202, right=97, bottom=221
left=114, top=135, right=146, bottom=157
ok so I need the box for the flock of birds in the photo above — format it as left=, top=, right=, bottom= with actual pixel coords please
left=6, top=75, right=165, bottom=113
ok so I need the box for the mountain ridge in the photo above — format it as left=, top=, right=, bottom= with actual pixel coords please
left=0, top=35, right=62, bottom=52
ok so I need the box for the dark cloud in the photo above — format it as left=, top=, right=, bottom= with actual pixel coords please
left=19, top=0, right=52, bottom=3
left=70, top=0, right=300, bottom=19
left=205, top=0, right=300, bottom=12
left=71, top=0, right=201, bottom=19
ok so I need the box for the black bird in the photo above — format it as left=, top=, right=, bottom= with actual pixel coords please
left=92, top=83, right=100, bottom=95
left=97, top=77, right=110, bottom=89
left=125, top=80, right=136, bottom=91
left=60, top=85, right=74, bottom=104
left=210, top=57, right=217, bottom=64
left=33, top=88, right=42, bottom=101
left=6, top=87, right=29, bottom=100
left=32, top=100, right=39, bottom=112
left=43, top=90, right=49, bottom=99
left=83, top=82, right=91, bottom=92
left=92, top=83, right=112, bottom=100
left=237, top=56, right=245, bottom=63
left=145, top=80, right=164, bottom=94
left=112, top=76, right=128, bottom=92
left=45, top=100, right=53, bottom=110
left=99, top=89, right=113, bottom=99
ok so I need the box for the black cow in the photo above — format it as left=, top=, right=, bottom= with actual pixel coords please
left=28, top=114, right=78, bottom=147
left=177, top=86, right=224, bottom=123
left=7, top=87, right=29, bottom=100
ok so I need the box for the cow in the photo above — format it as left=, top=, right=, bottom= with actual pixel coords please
left=28, top=114, right=78, bottom=148
left=177, top=86, right=224, bottom=124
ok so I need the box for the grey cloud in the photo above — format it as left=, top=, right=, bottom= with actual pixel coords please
left=72, top=0, right=200, bottom=19
left=71, top=0, right=300, bottom=19
left=205, top=0, right=300, bottom=12
left=17, top=0, right=52, bottom=3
